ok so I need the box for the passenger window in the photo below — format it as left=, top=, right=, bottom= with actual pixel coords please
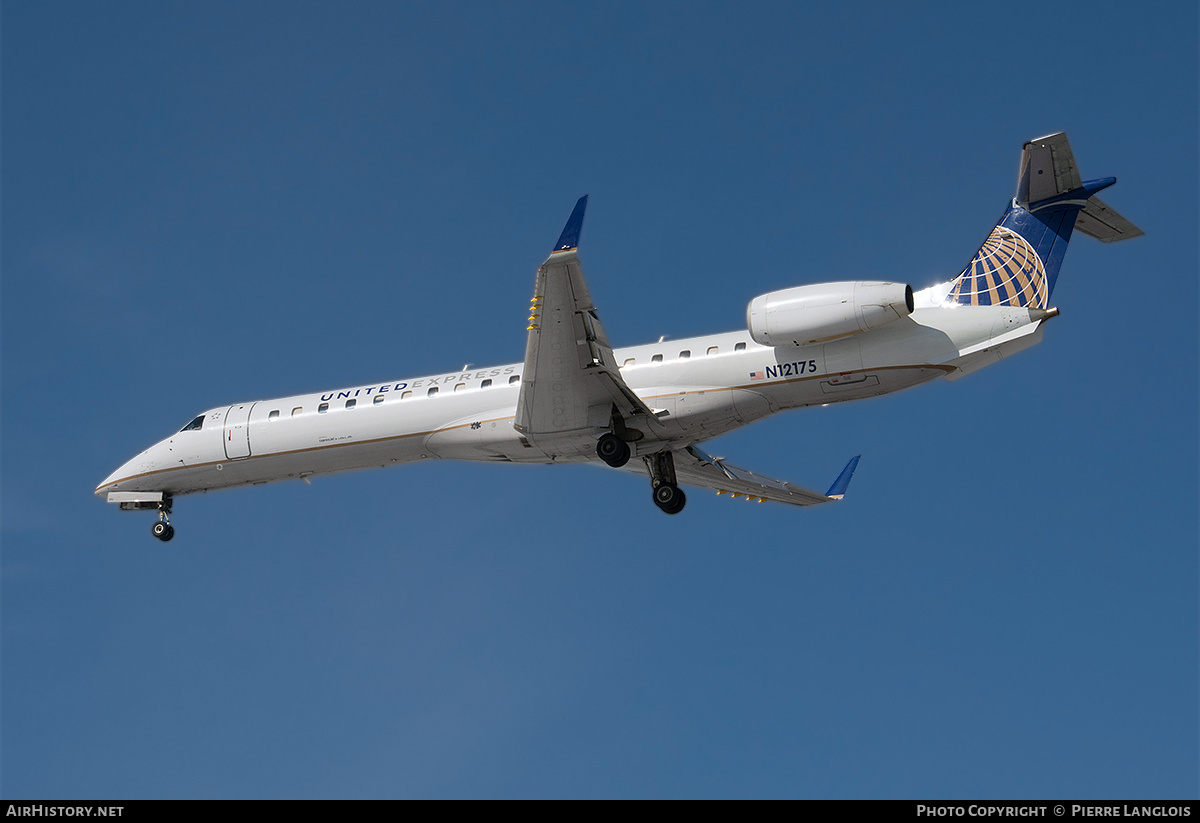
left=735, top=342, right=746, bottom=351
left=427, top=387, right=438, bottom=397
left=268, top=410, right=279, bottom=421
left=651, top=354, right=663, bottom=363
left=623, top=358, right=636, bottom=367
left=373, top=394, right=385, bottom=405
left=454, top=383, right=466, bottom=392
left=345, top=399, right=356, bottom=410
left=291, top=407, right=302, bottom=417
left=481, top=379, right=492, bottom=388
left=509, top=375, right=520, bottom=384
left=401, top=391, right=412, bottom=399
left=679, top=350, right=691, bottom=359
left=707, top=346, right=719, bottom=355
left=179, top=415, right=205, bottom=432
left=318, top=403, right=329, bottom=414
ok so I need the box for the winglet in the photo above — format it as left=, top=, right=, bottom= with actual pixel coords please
left=825, top=455, right=861, bottom=500
left=552, top=195, right=588, bottom=252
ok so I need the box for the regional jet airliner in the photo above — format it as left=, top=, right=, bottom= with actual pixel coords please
left=97, top=133, right=1140, bottom=540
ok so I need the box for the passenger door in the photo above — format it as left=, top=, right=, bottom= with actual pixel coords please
left=222, top=403, right=255, bottom=459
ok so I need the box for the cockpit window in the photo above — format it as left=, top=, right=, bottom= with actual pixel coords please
left=179, top=415, right=205, bottom=432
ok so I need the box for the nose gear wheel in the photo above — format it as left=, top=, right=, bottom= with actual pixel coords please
left=152, top=498, right=175, bottom=542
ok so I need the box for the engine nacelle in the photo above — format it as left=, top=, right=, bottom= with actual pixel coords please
left=747, top=281, right=915, bottom=347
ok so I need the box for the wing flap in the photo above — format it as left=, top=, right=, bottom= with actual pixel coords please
left=622, top=446, right=858, bottom=507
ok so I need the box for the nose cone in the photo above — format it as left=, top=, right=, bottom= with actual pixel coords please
left=95, top=456, right=139, bottom=498
left=95, top=438, right=172, bottom=498
left=95, top=474, right=114, bottom=498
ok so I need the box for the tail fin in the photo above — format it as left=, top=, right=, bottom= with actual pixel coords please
left=947, top=133, right=1142, bottom=308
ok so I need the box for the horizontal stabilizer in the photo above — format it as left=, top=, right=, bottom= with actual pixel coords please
left=1074, top=196, right=1144, bottom=242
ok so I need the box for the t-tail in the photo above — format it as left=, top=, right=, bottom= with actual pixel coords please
left=947, top=133, right=1142, bottom=308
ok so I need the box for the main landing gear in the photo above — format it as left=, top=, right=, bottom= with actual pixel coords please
left=151, top=498, right=175, bottom=542
left=595, top=423, right=683, bottom=513
left=645, top=451, right=686, bottom=515
left=596, top=432, right=631, bottom=468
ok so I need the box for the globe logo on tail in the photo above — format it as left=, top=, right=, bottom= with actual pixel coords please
left=947, top=226, right=1047, bottom=309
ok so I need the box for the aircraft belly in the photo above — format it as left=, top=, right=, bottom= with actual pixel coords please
left=944, top=324, right=1045, bottom=380
left=731, top=389, right=772, bottom=424
left=425, top=415, right=554, bottom=462
left=653, top=388, right=769, bottom=440
left=649, top=389, right=724, bottom=433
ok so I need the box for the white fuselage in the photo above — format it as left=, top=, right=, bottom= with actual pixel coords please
left=95, top=290, right=1046, bottom=500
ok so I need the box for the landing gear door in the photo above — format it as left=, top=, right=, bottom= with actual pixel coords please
left=223, top=403, right=255, bottom=459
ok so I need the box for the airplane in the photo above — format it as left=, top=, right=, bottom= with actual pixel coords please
left=97, top=133, right=1141, bottom=541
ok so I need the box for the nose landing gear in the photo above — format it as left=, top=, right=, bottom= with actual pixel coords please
left=151, top=498, right=174, bottom=542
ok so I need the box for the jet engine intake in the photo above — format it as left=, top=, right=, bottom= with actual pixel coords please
left=747, top=281, right=914, bottom=347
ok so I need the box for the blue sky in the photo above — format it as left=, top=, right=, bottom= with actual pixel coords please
left=2, top=0, right=1196, bottom=799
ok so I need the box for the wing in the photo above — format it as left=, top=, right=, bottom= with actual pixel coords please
left=514, top=196, right=659, bottom=441
left=624, top=446, right=861, bottom=506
